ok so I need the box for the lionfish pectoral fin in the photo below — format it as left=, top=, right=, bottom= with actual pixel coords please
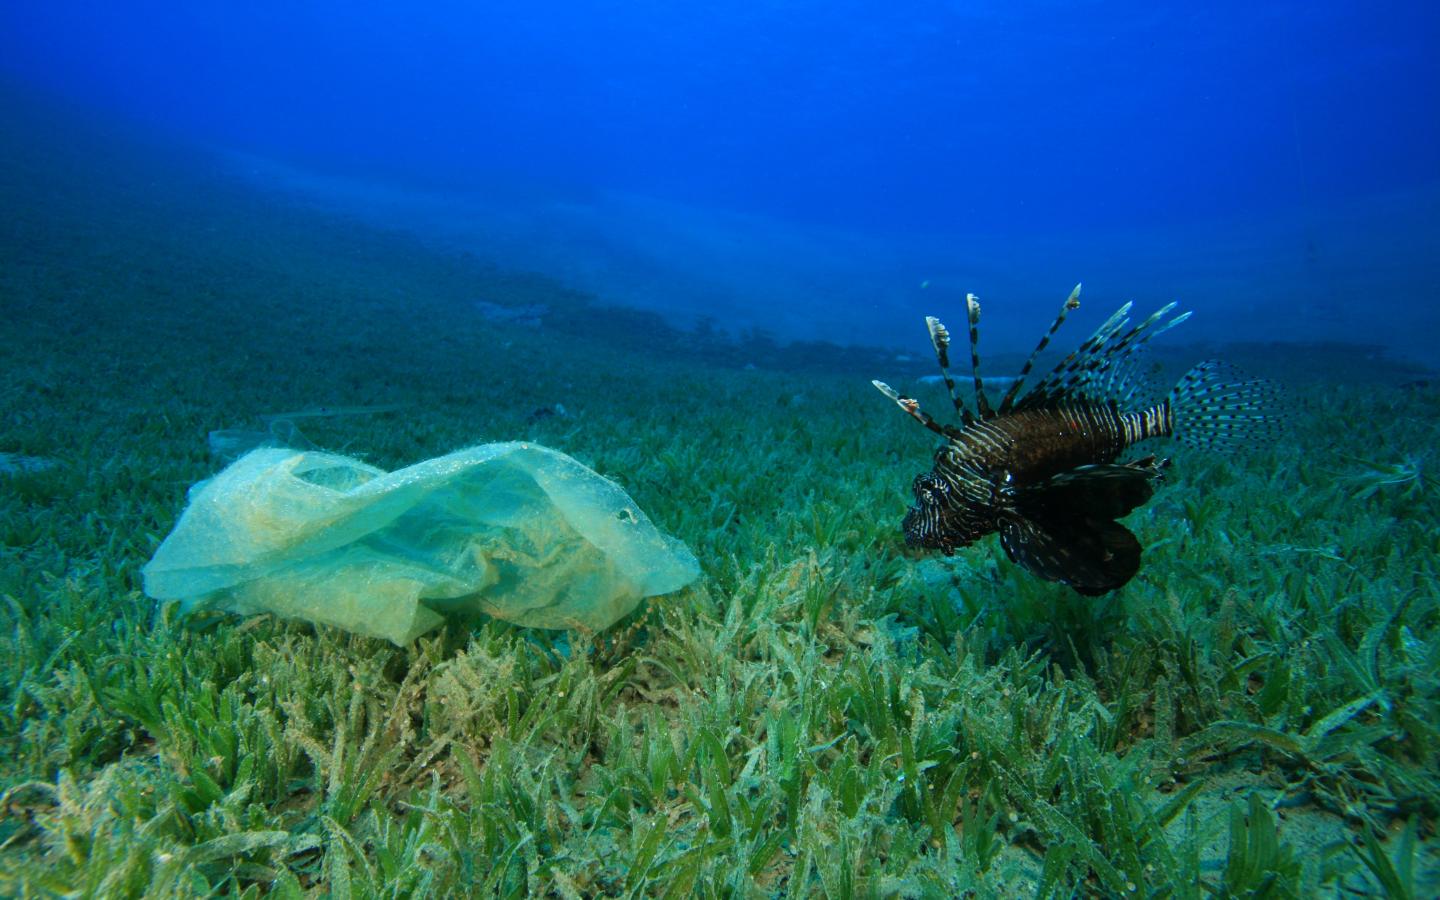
left=1017, top=461, right=1164, bottom=521
left=999, top=514, right=1143, bottom=595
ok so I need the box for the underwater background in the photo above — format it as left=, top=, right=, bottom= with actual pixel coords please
left=1, top=1, right=1438, bottom=895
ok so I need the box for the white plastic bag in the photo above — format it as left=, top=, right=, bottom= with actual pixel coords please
left=143, top=443, right=699, bottom=644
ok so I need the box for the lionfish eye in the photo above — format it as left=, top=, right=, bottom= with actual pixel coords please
left=913, top=473, right=948, bottom=503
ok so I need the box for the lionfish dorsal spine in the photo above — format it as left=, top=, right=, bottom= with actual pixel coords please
left=1018, top=302, right=1144, bottom=408
left=964, top=294, right=996, bottom=419
left=871, top=379, right=955, bottom=438
left=998, top=283, right=1082, bottom=414
left=1064, top=302, right=1191, bottom=404
left=1094, top=305, right=1193, bottom=404
left=925, top=316, right=972, bottom=424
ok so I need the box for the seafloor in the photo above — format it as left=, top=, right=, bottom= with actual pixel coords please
left=2, top=108, right=1438, bottom=897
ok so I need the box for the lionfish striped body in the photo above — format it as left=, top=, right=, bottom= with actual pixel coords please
left=874, top=285, right=1276, bottom=595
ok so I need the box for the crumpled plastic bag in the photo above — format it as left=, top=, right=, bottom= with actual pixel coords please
left=142, top=443, right=700, bottom=644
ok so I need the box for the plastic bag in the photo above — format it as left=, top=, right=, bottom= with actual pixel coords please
left=142, top=443, right=699, bottom=644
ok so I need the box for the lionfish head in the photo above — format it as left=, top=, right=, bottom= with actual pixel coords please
left=902, top=472, right=981, bottom=553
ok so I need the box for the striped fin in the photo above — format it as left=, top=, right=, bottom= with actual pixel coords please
left=1017, top=302, right=1132, bottom=409
left=1054, top=303, right=1181, bottom=402
left=925, top=316, right=973, bottom=425
left=1018, top=302, right=1190, bottom=410
left=1017, top=460, right=1165, bottom=520
left=965, top=294, right=995, bottom=419
left=1092, top=304, right=1192, bottom=402
left=1168, top=361, right=1281, bottom=450
left=998, top=513, right=1143, bottom=595
left=872, top=380, right=957, bottom=438
left=999, top=283, right=1082, bottom=414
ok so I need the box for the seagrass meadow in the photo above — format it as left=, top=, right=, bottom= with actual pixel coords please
left=3, top=124, right=1440, bottom=899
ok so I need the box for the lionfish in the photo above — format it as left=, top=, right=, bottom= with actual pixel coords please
left=874, top=285, right=1277, bottom=594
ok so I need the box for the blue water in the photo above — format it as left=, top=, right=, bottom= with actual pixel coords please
left=3, top=1, right=1438, bottom=362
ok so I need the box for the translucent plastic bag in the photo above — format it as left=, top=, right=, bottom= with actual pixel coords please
left=142, top=443, right=699, bottom=644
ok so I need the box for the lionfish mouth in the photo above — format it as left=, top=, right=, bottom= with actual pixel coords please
left=902, top=504, right=949, bottom=551
left=901, top=506, right=924, bottom=545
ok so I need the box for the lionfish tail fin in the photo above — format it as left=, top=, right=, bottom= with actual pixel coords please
left=1168, top=361, right=1282, bottom=451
